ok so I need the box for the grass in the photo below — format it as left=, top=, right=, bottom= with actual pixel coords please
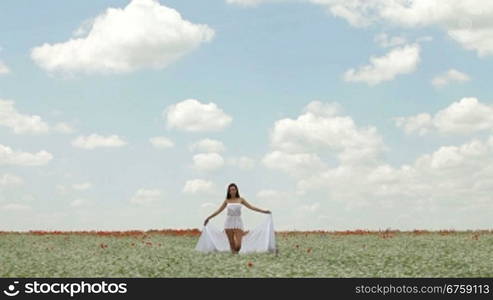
left=1, top=230, right=492, bottom=277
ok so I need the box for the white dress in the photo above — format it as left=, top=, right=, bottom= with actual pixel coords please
left=195, top=203, right=277, bottom=254
left=224, top=203, right=244, bottom=230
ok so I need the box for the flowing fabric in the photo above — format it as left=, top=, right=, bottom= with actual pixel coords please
left=195, top=214, right=277, bottom=254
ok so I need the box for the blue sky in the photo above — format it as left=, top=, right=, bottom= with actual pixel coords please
left=1, top=0, right=493, bottom=231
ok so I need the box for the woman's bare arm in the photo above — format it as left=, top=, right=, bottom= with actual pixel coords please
left=241, top=197, right=270, bottom=214
left=206, top=200, right=227, bottom=220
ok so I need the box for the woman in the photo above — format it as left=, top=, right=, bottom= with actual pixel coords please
left=203, top=183, right=271, bottom=254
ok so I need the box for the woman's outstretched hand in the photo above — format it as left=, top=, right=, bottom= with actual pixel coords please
left=204, top=218, right=210, bottom=226
left=265, top=210, right=271, bottom=214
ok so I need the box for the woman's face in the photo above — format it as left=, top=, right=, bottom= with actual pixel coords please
left=229, top=186, right=237, bottom=197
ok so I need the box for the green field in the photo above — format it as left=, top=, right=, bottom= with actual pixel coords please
left=1, top=230, right=492, bottom=277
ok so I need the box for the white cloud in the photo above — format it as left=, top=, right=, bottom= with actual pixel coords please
left=189, top=138, right=226, bottom=153
left=226, top=0, right=262, bottom=6
left=394, top=113, right=433, bottom=136
left=343, top=44, right=421, bottom=86
left=0, top=173, right=23, bottom=187
left=72, top=18, right=94, bottom=37
left=1, top=203, right=32, bottom=211
left=432, top=69, right=471, bottom=87
left=56, top=184, right=70, bottom=195
left=310, top=0, right=379, bottom=27
left=72, top=182, right=92, bottom=191
left=259, top=101, right=491, bottom=227
left=150, top=136, right=174, bottom=149
left=0, top=60, right=10, bottom=74
left=395, top=97, right=493, bottom=135
left=303, top=100, right=342, bottom=117
left=299, top=202, right=320, bottom=213
left=414, top=137, right=491, bottom=182
left=374, top=33, right=407, bottom=48
left=262, top=151, right=327, bottom=177
left=256, top=189, right=282, bottom=198
left=192, top=152, right=224, bottom=171
left=0, top=99, right=74, bottom=135
left=183, top=179, right=215, bottom=194
left=0, top=144, right=53, bottom=166
left=0, top=99, right=50, bottom=134
left=296, top=134, right=493, bottom=215
left=164, top=99, right=232, bottom=132
left=237, top=156, right=255, bottom=169
left=227, top=156, right=256, bottom=170
left=268, top=100, right=385, bottom=165
left=226, top=0, right=284, bottom=6
left=227, top=0, right=493, bottom=57
left=130, top=188, right=163, bottom=205
left=70, top=198, right=90, bottom=207
left=53, top=122, right=75, bottom=134
left=200, top=202, right=215, bottom=209
left=309, top=0, right=493, bottom=57
left=56, top=183, right=92, bottom=195
left=72, top=134, right=127, bottom=149
left=256, top=189, right=294, bottom=211
left=448, top=26, right=493, bottom=57
left=31, top=0, right=214, bottom=75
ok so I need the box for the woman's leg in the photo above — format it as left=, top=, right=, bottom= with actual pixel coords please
left=233, top=229, right=243, bottom=253
left=224, top=229, right=237, bottom=254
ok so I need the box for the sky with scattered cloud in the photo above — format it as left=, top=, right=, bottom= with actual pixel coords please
left=1, top=0, right=492, bottom=231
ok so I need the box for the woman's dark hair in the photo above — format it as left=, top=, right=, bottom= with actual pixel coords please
left=226, top=183, right=240, bottom=199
